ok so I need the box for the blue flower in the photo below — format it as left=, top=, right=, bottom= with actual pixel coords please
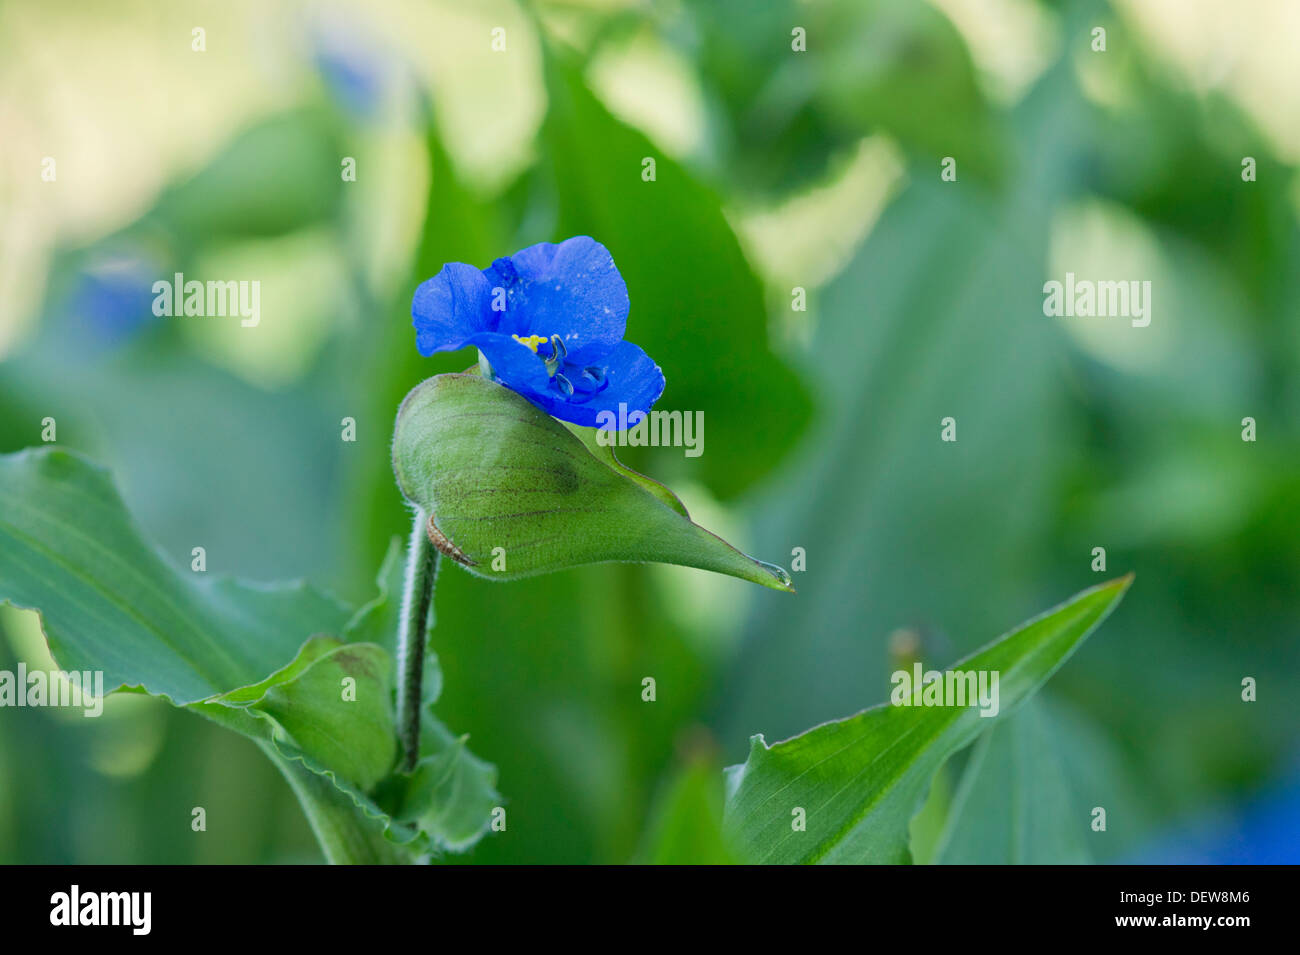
left=411, top=236, right=665, bottom=428
left=66, top=254, right=159, bottom=346
left=313, top=29, right=385, bottom=119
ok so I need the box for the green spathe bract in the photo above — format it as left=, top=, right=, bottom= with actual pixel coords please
left=391, top=372, right=795, bottom=591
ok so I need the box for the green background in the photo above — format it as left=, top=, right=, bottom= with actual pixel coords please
left=1, top=0, right=1297, bottom=863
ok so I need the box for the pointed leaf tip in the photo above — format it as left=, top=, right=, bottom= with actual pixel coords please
left=722, top=577, right=1131, bottom=863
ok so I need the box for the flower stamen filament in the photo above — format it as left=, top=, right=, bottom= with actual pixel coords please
left=512, top=333, right=568, bottom=377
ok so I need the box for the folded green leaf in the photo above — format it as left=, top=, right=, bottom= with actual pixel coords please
left=391, top=373, right=794, bottom=591
left=197, top=637, right=397, bottom=791
left=197, top=538, right=501, bottom=855
left=339, top=542, right=502, bottom=853
left=635, top=756, right=740, bottom=865
left=722, top=576, right=1131, bottom=863
left=245, top=682, right=501, bottom=856
left=929, top=699, right=1088, bottom=864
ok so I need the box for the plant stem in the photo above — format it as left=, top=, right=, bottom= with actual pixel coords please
left=396, top=507, right=438, bottom=772
left=260, top=742, right=409, bottom=864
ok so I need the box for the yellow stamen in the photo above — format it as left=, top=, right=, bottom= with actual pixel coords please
left=512, top=334, right=548, bottom=353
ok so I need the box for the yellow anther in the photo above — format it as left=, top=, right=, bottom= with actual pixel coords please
left=512, top=334, right=548, bottom=353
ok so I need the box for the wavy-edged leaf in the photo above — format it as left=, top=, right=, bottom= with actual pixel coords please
left=0, top=448, right=499, bottom=857
left=197, top=637, right=397, bottom=791
left=391, top=373, right=794, bottom=592
left=722, top=577, right=1131, bottom=863
left=206, top=538, right=502, bottom=855
left=372, top=704, right=502, bottom=853
left=246, top=686, right=501, bottom=856
left=0, top=448, right=350, bottom=704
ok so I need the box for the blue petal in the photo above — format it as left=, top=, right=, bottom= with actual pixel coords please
left=482, top=236, right=629, bottom=365
left=412, top=262, right=494, bottom=356
left=472, top=332, right=553, bottom=394
left=549, top=341, right=666, bottom=429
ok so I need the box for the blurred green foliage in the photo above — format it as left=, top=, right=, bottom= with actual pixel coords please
left=1, top=0, right=1297, bottom=862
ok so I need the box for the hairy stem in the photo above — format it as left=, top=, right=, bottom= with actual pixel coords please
left=396, top=507, right=438, bottom=772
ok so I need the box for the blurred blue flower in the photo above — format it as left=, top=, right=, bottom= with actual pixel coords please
left=315, top=44, right=382, bottom=117
left=311, top=20, right=387, bottom=118
left=412, top=236, right=665, bottom=428
left=1130, top=761, right=1300, bottom=864
left=65, top=256, right=158, bottom=345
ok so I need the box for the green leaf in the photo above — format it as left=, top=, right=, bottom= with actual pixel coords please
left=929, top=699, right=1089, bottom=865
left=198, top=637, right=398, bottom=791
left=722, top=577, right=1131, bottom=863
left=243, top=673, right=501, bottom=856
left=152, top=107, right=344, bottom=241
left=684, top=0, right=1002, bottom=195
left=714, top=59, right=1091, bottom=752
left=562, top=422, right=689, bottom=518
left=0, top=447, right=499, bottom=857
left=0, top=448, right=351, bottom=704
left=212, top=536, right=502, bottom=855
left=209, top=646, right=499, bottom=856
left=635, top=757, right=740, bottom=865
left=332, top=542, right=502, bottom=853
left=260, top=742, right=411, bottom=865
left=541, top=49, right=812, bottom=500
left=342, top=538, right=405, bottom=651
left=391, top=373, right=794, bottom=592
left=372, top=705, right=502, bottom=853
